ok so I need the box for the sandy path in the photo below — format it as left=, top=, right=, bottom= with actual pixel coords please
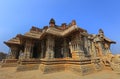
left=0, top=67, right=120, bottom=79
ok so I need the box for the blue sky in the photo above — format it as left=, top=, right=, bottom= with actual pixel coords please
left=0, top=0, right=120, bottom=54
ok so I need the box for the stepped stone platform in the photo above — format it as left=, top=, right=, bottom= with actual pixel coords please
left=15, top=58, right=104, bottom=75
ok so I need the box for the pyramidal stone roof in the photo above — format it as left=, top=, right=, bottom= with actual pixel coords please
left=4, top=35, right=20, bottom=47
left=23, top=26, right=43, bottom=39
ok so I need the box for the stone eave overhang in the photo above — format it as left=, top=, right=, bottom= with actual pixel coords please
left=4, top=41, right=20, bottom=47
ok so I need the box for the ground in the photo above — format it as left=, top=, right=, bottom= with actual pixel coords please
left=0, top=67, right=120, bottom=79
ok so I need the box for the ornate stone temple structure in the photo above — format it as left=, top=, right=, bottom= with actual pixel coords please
left=2, top=18, right=119, bottom=75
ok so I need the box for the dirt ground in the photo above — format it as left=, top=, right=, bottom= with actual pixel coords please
left=0, top=67, right=120, bottom=79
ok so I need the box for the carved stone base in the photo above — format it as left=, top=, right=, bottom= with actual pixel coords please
left=69, top=64, right=95, bottom=75
left=39, top=59, right=65, bottom=73
left=45, top=51, right=54, bottom=59
left=17, top=64, right=39, bottom=71
left=16, top=59, right=40, bottom=71
left=1, top=58, right=104, bottom=75
left=72, top=51, right=84, bottom=60
left=39, top=58, right=103, bottom=75
left=1, top=59, right=18, bottom=67
left=40, top=64, right=65, bottom=73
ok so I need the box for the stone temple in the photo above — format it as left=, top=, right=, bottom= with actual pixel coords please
left=1, top=18, right=120, bottom=75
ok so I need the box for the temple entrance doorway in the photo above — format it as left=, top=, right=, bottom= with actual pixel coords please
left=54, top=37, right=72, bottom=58
left=54, top=38, right=64, bottom=58
left=32, top=42, right=40, bottom=58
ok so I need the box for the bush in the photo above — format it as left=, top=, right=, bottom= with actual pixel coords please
left=0, top=52, right=8, bottom=61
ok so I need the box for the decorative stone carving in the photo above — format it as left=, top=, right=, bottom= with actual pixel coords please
left=98, top=29, right=104, bottom=38
left=71, top=33, right=85, bottom=60
left=71, top=20, right=76, bottom=26
left=49, top=18, right=55, bottom=27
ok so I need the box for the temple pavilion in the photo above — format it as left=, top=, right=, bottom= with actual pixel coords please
left=2, top=18, right=116, bottom=75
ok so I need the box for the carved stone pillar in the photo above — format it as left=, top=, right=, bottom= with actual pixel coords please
left=24, top=40, right=34, bottom=59
left=94, top=42, right=103, bottom=57
left=104, top=43, right=111, bottom=55
left=83, top=36, right=89, bottom=55
left=63, top=38, right=69, bottom=58
left=91, top=41, right=97, bottom=57
left=40, top=41, right=44, bottom=58
left=30, top=44, right=34, bottom=58
left=19, top=50, right=24, bottom=59
left=76, top=41, right=84, bottom=60
left=88, top=40, right=92, bottom=56
left=45, top=36, right=54, bottom=59
left=69, top=42, right=72, bottom=54
left=98, top=42, right=103, bottom=57
left=9, top=46, right=19, bottom=59
left=71, top=34, right=84, bottom=60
